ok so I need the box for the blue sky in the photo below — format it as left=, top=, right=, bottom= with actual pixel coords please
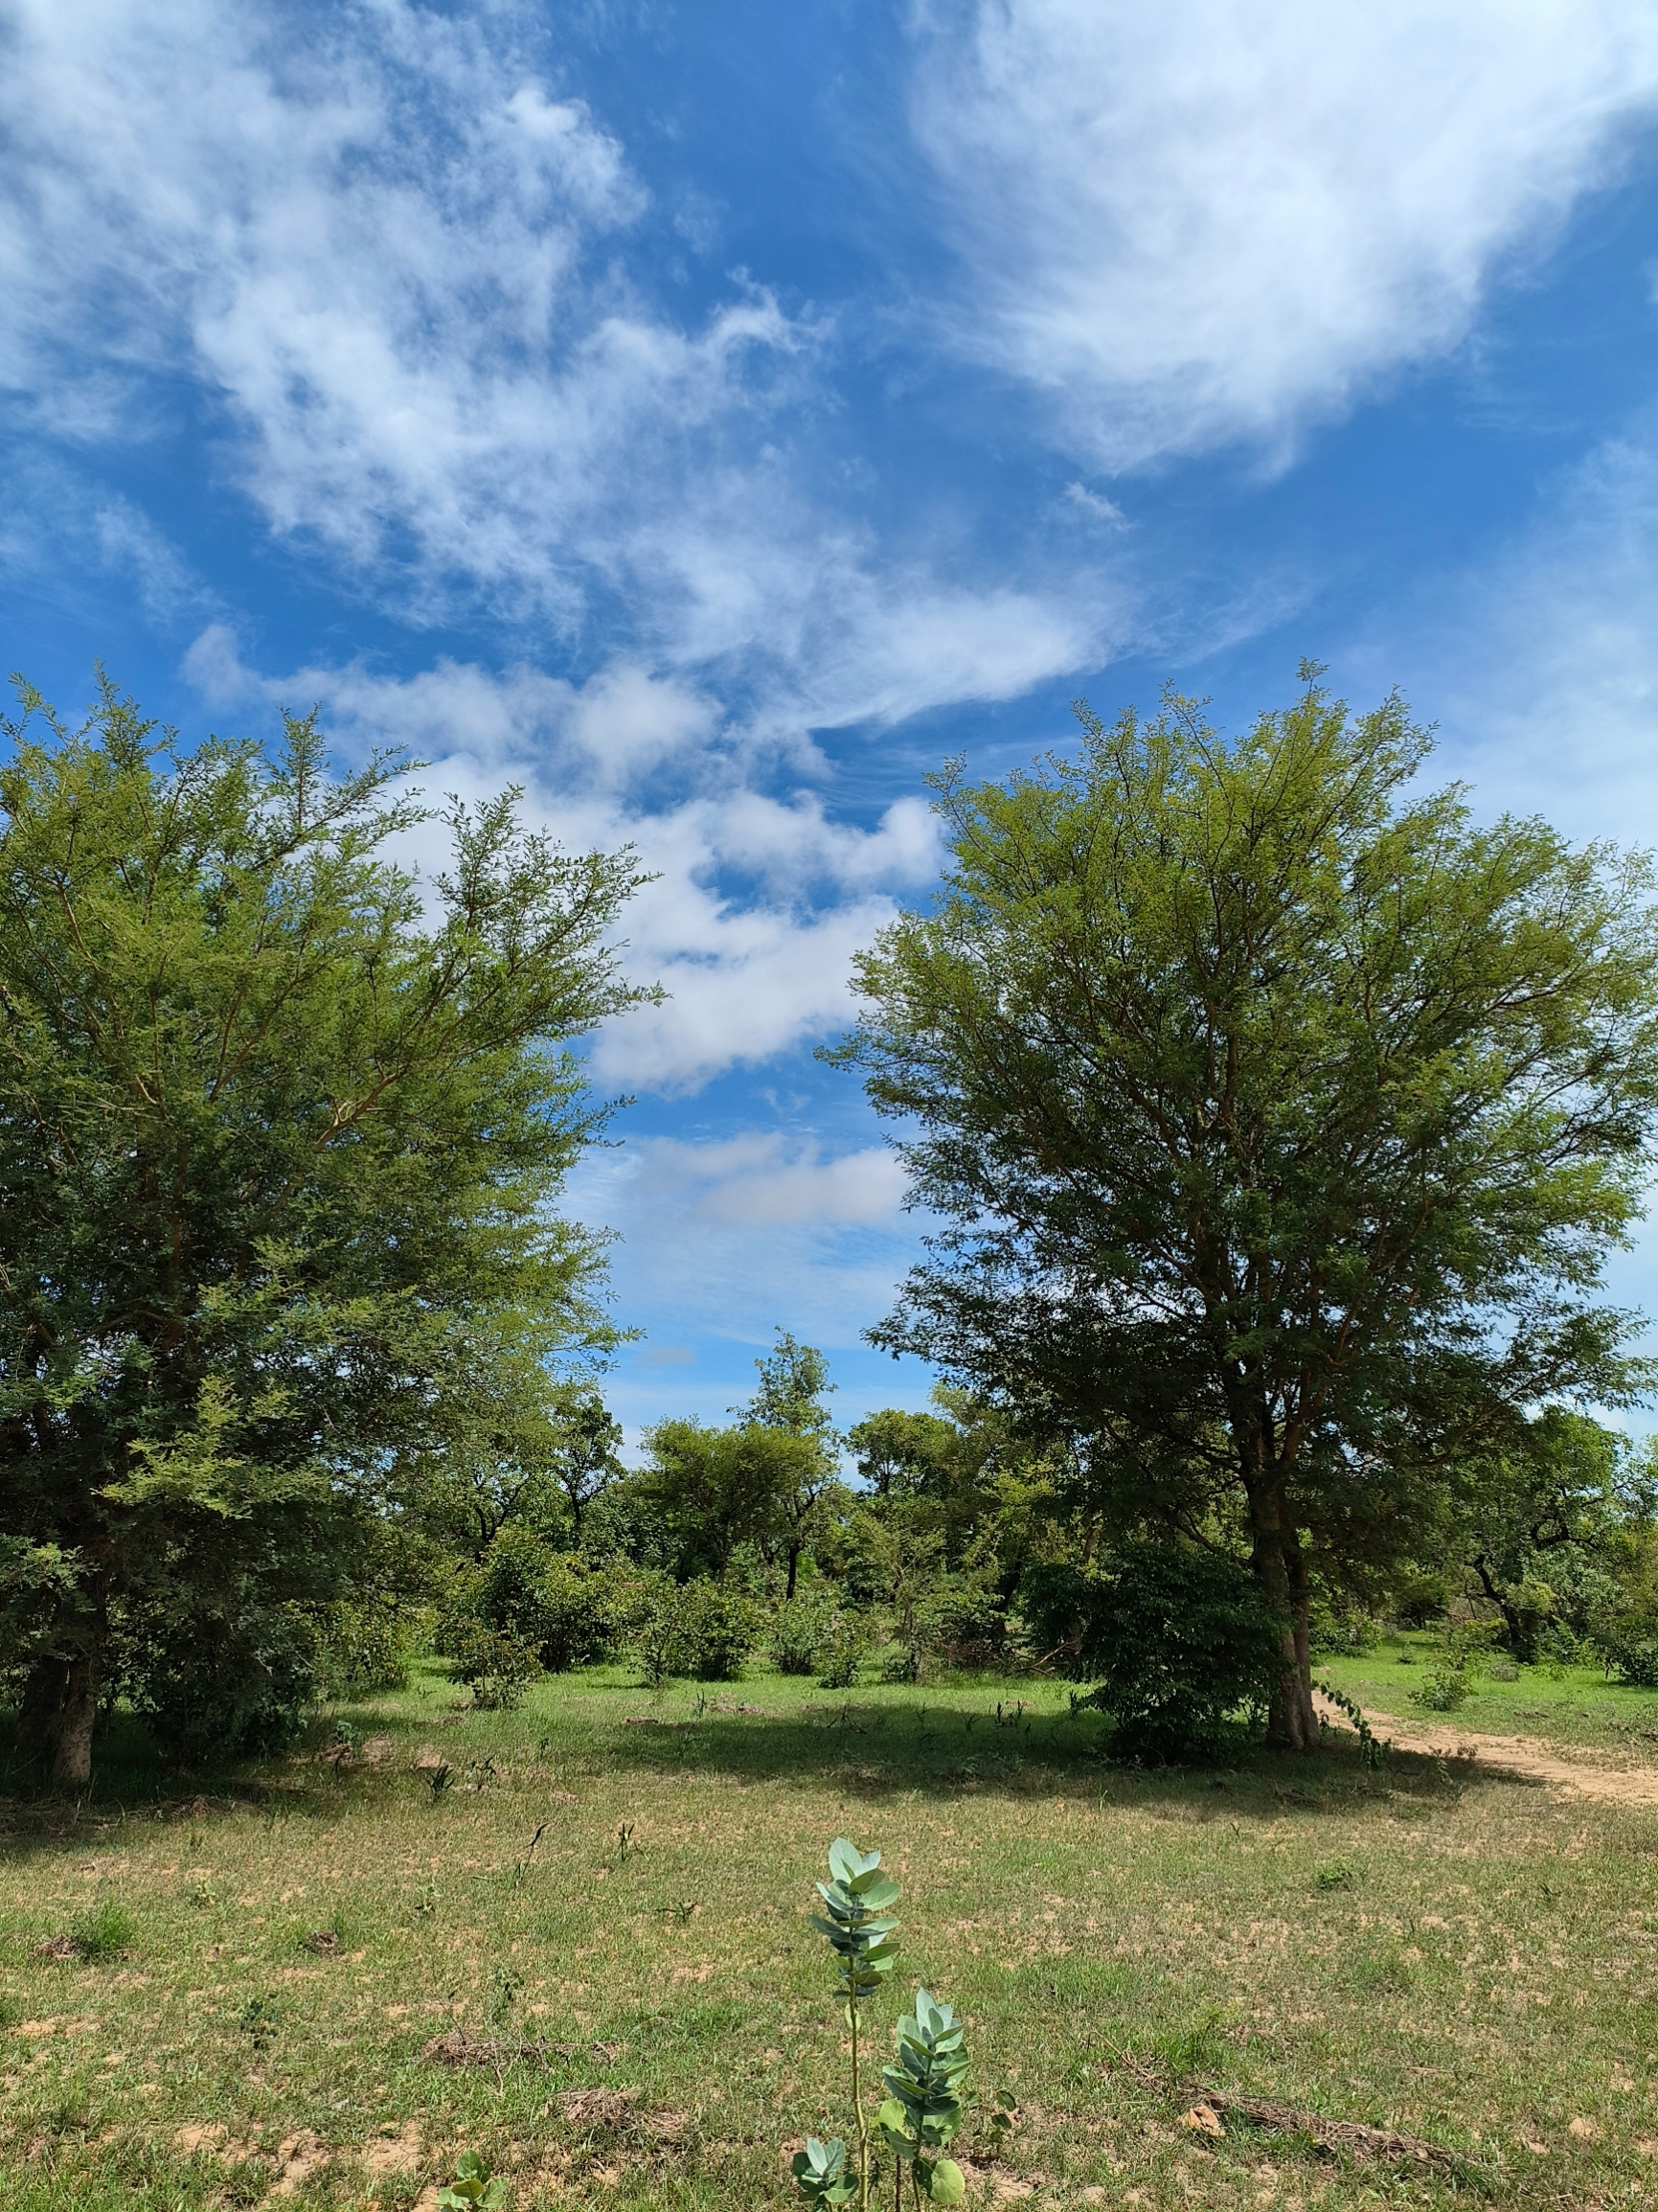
left=6, top=0, right=1658, bottom=1445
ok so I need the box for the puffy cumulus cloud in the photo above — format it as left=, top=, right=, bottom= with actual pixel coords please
left=183, top=636, right=943, bottom=1089
left=909, top=0, right=1658, bottom=469
left=628, top=1135, right=910, bottom=1227
left=566, top=1132, right=920, bottom=1361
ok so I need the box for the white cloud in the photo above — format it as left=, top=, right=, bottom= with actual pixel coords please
left=567, top=1130, right=920, bottom=1362
left=2, top=0, right=1111, bottom=722
left=1360, top=412, right=1658, bottom=847
left=630, top=1135, right=910, bottom=1227
left=909, top=0, right=1658, bottom=468
left=184, top=636, right=942, bottom=1089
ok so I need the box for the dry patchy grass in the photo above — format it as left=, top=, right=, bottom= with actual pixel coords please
left=2, top=1659, right=1656, bottom=2209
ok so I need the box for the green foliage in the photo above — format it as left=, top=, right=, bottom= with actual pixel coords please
left=238, top=1994, right=280, bottom=2055
left=637, top=1418, right=824, bottom=1582
left=72, top=1900, right=134, bottom=1961
left=1070, top=1541, right=1284, bottom=1762
left=811, top=1836, right=901, bottom=2008
left=0, top=675, right=653, bottom=1785
left=800, top=1838, right=902, bottom=2212
left=816, top=1609, right=873, bottom=1689
left=470, top=1528, right=625, bottom=1673
left=317, top=1598, right=413, bottom=1699
left=791, top=2136, right=855, bottom=2207
left=1408, top=1619, right=1497, bottom=1712
left=837, top=672, right=1658, bottom=1746
left=1314, top=1679, right=1388, bottom=1768
left=771, top=1596, right=830, bottom=1676
left=436, top=2151, right=509, bottom=2210
left=630, top=1576, right=763, bottom=1682
left=876, top=1988, right=970, bottom=2198
left=437, top=1619, right=544, bottom=1710
left=125, top=1600, right=321, bottom=1763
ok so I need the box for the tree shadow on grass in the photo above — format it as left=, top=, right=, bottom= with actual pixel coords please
left=580, top=1694, right=1500, bottom=1823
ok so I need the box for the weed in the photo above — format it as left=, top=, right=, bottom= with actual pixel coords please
left=1153, top=2006, right=1228, bottom=2084
left=1315, top=1858, right=1355, bottom=1891
left=239, top=1993, right=281, bottom=2054
left=428, top=1762, right=453, bottom=1800
left=489, top=1965, right=523, bottom=2027
left=49, top=2083, right=94, bottom=2134
left=437, top=2149, right=508, bottom=2209
left=509, top=1822, right=547, bottom=1887
left=617, top=1819, right=634, bottom=1863
left=73, top=1898, right=135, bottom=1961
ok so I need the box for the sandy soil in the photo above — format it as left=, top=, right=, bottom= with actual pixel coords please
left=1314, top=1698, right=1658, bottom=1806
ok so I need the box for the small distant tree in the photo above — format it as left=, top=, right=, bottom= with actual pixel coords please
left=739, top=1332, right=845, bottom=1598
left=549, top=1385, right=625, bottom=1544
left=1450, top=1408, right=1633, bottom=1661
left=837, top=672, right=1658, bottom=1747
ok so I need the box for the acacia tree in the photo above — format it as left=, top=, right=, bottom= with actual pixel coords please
left=738, top=1331, right=845, bottom=1599
left=0, top=678, right=653, bottom=1785
left=835, top=673, right=1658, bottom=1747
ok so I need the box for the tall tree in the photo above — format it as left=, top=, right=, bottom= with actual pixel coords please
left=0, top=677, right=654, bottom=1785
left=835, top=673, right=1658, bottom=1746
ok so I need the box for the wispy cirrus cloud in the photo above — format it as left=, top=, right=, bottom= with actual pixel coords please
left=0, top=0, right=1116, bottom=720
left=909, top=0, right=1658, bottom=470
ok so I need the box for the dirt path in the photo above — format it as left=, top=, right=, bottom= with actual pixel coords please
left=1314, top=1699, right=1658, bottom=1806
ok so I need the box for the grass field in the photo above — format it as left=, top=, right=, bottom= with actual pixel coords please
left=4, top=1643, right=1658, bottom=2211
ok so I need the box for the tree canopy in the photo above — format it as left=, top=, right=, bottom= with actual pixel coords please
left=0, top=677, right=653, bottom=1783
left=835, top=672, right=1658, bottom=1745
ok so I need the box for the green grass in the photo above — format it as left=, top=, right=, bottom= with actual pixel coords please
left=1318, top=1630, right=1658, bottom=1751
left=3, top=1656, right=1657, bottom=2209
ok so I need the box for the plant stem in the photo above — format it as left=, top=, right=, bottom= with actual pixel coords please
left=852, top=1999, right=869, bottom=2212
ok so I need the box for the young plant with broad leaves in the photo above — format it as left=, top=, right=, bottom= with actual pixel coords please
left=877, top=1990, right=968, bottom=2205
left=795, top=1837, right=900, bottom=2209
left=436, top=2149, right=507, bottom=2209
left=793, top=1839, right=971, bottom=2210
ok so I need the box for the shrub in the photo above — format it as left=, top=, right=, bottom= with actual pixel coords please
left=437, top=1619, right=543, bottom=1710
left=317, top=1599, right=412, bottom=1698
left=770, top=1598, right=829, bottom=1676
left=128, top=1603, right=320, bottom=1764
left=816, top=1609, right=872, bottom=1690
left=629, top=1577, right=764, bottom=1683
left=1594, top=1626, right=1658, bottom=1687
left=670, top=1581, right=764, bottom=1680
left=1027, top=1541, right=1283, bottom=1762
left=474, top=1528, right=624, bottom=1673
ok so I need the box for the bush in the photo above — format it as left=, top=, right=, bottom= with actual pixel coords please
left=816, top=1609, right=873, bottom=1689
left=474, top=1528, right=624, bottom=1673
left=1024, top=1541, right=1283, bottom=1762
left=922, top=1583, right=1010, bottom=1672
left=770, top=1598, right=829, bottom=1676
left=128, top=1604, right=320, bottom=1764
left=630, top=1578, right=764, bottom=1683
left=436, top=1619, right=543, bottom=1710
left=1595, top=1627, right=1658, bottom=1687
left=317, top=1599, right=412, bottom=1698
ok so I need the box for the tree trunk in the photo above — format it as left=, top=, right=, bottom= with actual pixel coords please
left=52, top=1647, right=100, bottom=1791
left=17, top=1654, right=68, bottom=1748
left=1251, top=1492, right=1317, bottom=1750
left=785, top=1542, right=801, bottom=1603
